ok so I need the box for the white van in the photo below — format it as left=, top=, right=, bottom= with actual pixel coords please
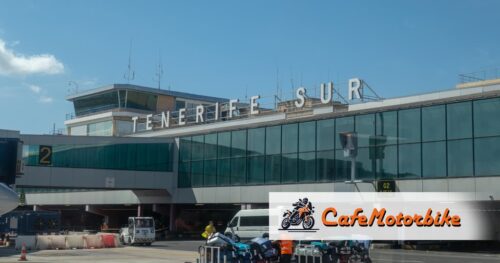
left=224, top=209, right=269, bottom=241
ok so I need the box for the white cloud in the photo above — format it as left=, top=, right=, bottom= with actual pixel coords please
left=0, top=38, right=64, bottom=76
left=39, top=95, right=53, bottom=104
left=29, top=84, right=41, bottom=94
left=26, top=83, right=54, bottom=104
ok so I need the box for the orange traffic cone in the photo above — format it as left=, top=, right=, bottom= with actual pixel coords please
left=18, top=242, right=27, bottom=261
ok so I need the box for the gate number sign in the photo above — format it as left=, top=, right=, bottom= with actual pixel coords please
left=377, top=180, right=396, bottom=192
left=38, top=145, right=52, bottom=165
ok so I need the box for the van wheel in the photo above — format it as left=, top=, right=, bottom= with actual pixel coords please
left=233, top=234, right=240, bottom=243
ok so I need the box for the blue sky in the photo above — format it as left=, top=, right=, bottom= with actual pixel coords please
left=0, top=0, right=499, bottom=134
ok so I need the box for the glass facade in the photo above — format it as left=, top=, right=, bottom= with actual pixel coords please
left=23, top=143, right=174, bottom=172
left=178, top=97, right=500, bottom=188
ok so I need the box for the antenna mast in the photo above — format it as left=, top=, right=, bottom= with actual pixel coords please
left=124, top=40, right=135, bottom=83
left=155, top=50, right=164, bottom=90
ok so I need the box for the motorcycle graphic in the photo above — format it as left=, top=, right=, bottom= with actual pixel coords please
left=281, top=199, right=315, bottom=230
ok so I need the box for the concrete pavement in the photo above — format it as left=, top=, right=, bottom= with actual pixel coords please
left=1, top=240, right=500, bottom=262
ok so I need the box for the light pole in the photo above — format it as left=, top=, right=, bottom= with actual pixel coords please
left=339, top=131, right=360, bottom=183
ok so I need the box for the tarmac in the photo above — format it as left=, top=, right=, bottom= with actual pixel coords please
left=1, top=240, right=500, bottom=263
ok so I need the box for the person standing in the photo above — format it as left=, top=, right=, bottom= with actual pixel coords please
left=201, top=220, right=216, bottom=239
left=278, top=239, right=293, bottom=263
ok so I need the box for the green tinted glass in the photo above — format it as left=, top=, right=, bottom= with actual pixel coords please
left=447, top=139, right=473, bottom=177
left=422, top=105, right=445, bottom=142
left=282, top=153, right=298, bottom=183
left=282, top=124, right=298, bottom=153
left=247, top=156, right=265, bottom=184
left=422, top=141, right=446, bottom=178
left=398, top=108, right=421, bottom=144
left=398, top=143, right=421, bottom=178
left=447, top=102, right=472, bottom=140
left=266, top=126, right=281, bottom=155
left=299, top=121, right=316, bottom=152
left=474, top=98, right=500, bottom=137
left=265, top=155, right=281, bottom=184
left=298, top=152, right=316, bottom=182
left=317, top=119, right=335, bottom=151
left=316, top=150, right=335, bottom=181
left=248, top=128, right=265, bottom=156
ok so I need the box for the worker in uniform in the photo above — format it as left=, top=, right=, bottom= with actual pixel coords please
left=279, top=239, right=293, bottom=263
left=201, top=220, right=216, bottom=240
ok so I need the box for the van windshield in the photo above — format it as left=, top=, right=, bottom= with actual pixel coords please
left=228, top=217, right=238, bottom=227
left=135, top=219, right=153, bottom=228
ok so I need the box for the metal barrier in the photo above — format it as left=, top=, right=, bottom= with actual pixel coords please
left=295, top=244, right=324, bottom=263
left=198, top=246, right=226, bottom=263
left=296, top=254, right=324, bottom=263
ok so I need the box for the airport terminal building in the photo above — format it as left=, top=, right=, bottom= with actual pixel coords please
left=8, top=78, right=500, bottom=236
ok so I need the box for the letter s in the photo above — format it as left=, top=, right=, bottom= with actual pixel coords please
left=295, top=87, right=306, bottom=108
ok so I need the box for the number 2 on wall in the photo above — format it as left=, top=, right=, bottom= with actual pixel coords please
left=39, top=145, right=52, bottom=165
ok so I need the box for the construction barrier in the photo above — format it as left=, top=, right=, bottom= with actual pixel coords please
left=65, top=235, right=85, bottom=249
left=36, top=235, right=52, bottom=250
left=84, top=234, right=103, bottom=249
left=15, top=236, right=36, bottom=250
left=51, top=235, right=66, bottom=250
left=100, top=234, right=117, bottom=248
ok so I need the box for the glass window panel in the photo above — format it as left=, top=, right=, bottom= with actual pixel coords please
left=73, top=91, right=119, bottom=116
left=265, top=155, right=281, bottom=184
left=282, top=153, right=298, bottom=183
left=474, top=137, right=500, bottom=176
left=191, top=135, right=204, bottom=161
left=190, top=161, right=203, bottom=187
left=317, top=119, right=335, bottom=151
left=422, top=142, right=446, bottom=178
left=398, top=143, right=421, bottom=178
left=376, top=111, right=398, bottom=145
left=375, top=145, right=397, bottom=179
left=398, top=108, right=421, bottom=144
left=178, top=162, right=191, bottom=188
left=474, top=98, right=500, bottom=137
left=356, top=147, right=375, bottom=180
left=247, top=128, right=265, bottom=156
left=179, top=137, right=191, bottom=162
left=335, top=117, right=354, bottom=149
left=282, top=124, right=298, bottom=153
left=88, top=121, right=113, bottom=136
left=422, top=105, right=446, bottom=142
left=316, top=150, right=335, bottom=182
left=231, top=130, right=247, bottom=157
left=299, top=121, right=316, bottom=152
left=355, top=114, right=375, bottom=147
left=266, top=126, right=281, bottom=155
left=217, top=159, right=231, bottom=186
left=298, top=152, right=316, bottom=182
left=116, top=121, right=133, bottom=136
left=334, top=149, right=350, bottom=181
left=126, top=91, right=158, bottom=111
left=447, top=102, right=472, bottom=140
left=70, top=125, right=87, bottom=136
left=247, top=156, right=265, bottom=184
left=230, top=157, right=246, bottom=185
left=217, top=132, right=231, bottom=158
left=447, top=139, right=473, bottom=177
left=204, top=133, right=218, bottom=160
left=203, top=159, right=217, bottom=186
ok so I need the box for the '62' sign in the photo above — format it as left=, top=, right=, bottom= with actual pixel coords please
left=38, top=145, right=52, bottom=165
